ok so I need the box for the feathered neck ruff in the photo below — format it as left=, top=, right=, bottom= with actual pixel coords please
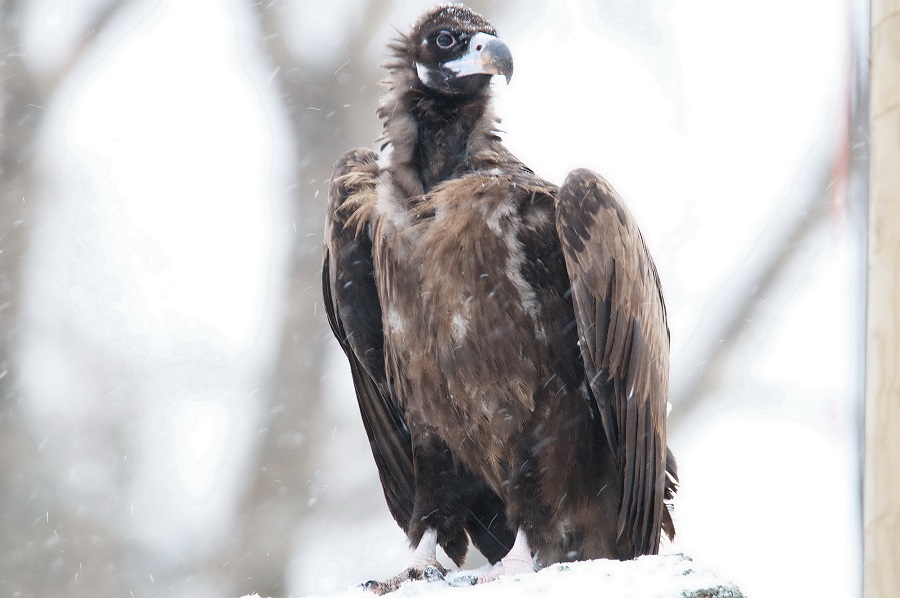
left=375, top=31, right=506, bottom=198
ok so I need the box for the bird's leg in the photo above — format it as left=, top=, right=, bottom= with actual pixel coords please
left=478, top=528, right=535, bottom=583
left=406, top=528, right=444, bottom=571
left=500, top=528, right=536, bottom=574
left=363, top=529, right=448, bottom=595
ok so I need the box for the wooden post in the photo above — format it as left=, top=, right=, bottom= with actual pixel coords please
left=866, top=1, right=900, bottom=597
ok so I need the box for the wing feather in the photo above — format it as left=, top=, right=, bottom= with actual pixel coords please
left=323, top=148, right=416, bottom=530
left=555, top=168, right=671, bottom=555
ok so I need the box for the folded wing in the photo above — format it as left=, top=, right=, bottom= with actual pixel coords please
left=323, top=148, right=415, bottom=529
left=555, top=168, right=673, bottom=555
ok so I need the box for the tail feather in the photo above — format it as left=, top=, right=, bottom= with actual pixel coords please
left=661, top=447, right=679, bottom=541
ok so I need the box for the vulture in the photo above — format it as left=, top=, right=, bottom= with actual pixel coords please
left=322, top=3, right=678, bottom=592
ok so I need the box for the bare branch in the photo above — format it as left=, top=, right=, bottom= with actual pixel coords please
left=668, top=101, right=852, bottom=431
left=668, top=5, right=869, bottom=432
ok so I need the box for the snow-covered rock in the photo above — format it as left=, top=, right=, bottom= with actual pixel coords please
left=243, top=553, right=743, bottom=598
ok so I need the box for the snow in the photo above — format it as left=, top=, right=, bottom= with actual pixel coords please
left=246, top=553, right=742, bottom=598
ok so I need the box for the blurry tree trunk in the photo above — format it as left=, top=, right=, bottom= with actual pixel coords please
left=0, top=4, right=45, bottom=583
left=0, top=2, right=39, bottom=387
left=0, top=2, right=137, bottom=596
left=865, top=2, right=900, bottom=597
left=215, top=2, right=392, bottom=595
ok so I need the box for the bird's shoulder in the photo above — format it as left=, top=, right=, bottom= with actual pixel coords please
left=418, top=162, right=558, bottom=219
left=327, top=147, right=382, bottom=239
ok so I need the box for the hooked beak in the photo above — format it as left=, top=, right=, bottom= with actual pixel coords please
left=443, top=32, right=514, bottom=84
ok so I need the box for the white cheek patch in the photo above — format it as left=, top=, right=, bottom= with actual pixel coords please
left=415, top=62, right=450, bottom=89
left=415, top=62, right=429, bottom=84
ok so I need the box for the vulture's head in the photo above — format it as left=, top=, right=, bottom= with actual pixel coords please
left=399, top=4, right=513, bottom=96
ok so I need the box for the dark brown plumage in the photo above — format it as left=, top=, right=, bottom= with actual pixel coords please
left=322, top=3, right=677, bottom=590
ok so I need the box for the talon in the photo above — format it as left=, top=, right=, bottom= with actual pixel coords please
left=477, top=565, right=501, bottom=585
left=361, top=579, right=387, bottom=595
left=423, top=564, right=447, bottom=581
left=361, top=572, right=410, bottom=595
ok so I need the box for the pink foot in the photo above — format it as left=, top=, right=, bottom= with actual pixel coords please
left=478, top=528, right=535, bottom=583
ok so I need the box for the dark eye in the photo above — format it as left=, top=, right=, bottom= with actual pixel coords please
left=435, top=31, right=457, bottom=49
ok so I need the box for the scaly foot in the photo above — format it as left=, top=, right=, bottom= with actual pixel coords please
left=477, top=528, right=535, bottom=584
left=363, top=562, right=447, bottom=595
left=362, top=529, right=447, bottom=595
